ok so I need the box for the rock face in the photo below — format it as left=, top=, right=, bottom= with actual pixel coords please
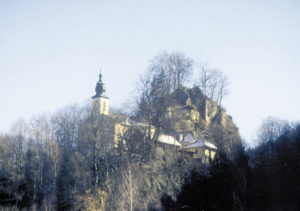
left=164, top=86, right=242, bottom=155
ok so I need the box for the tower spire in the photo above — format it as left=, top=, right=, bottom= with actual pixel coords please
left=92, top=69, right=109, bottom=115
left=93, top=69, right=107, bottom=98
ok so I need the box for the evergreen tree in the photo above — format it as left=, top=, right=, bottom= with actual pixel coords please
left=56, top=149, right=76, bottom=211
left=0, top=170, right=16, bottom=207
left=17, top=149, right=35, bottom=209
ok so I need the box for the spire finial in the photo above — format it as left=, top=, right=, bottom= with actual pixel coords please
left=99, top=69, right=102, bottom=82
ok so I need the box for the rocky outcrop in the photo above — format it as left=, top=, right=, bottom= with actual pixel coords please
left=164, top=86, right=242, bottom=155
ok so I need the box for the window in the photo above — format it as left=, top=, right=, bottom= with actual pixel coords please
left=103, top=101, right=107, bottom=112
left=195, top=149, right=198, bottom=154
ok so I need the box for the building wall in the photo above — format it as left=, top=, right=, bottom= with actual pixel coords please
left=113, top=123, right=128, bottom=148
left=185, top=147, right=204, bottom=159
left=113, top=123, right=156, bottom=148
left=185, top=147, right=217, bottom=163
left=93, top=97, right=109, bottom=115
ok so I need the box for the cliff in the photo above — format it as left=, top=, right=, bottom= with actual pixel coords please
left=163, top=86, right=242, bottom=155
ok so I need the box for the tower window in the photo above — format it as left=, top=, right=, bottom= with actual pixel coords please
left=103, top=101, right=106, bottom=112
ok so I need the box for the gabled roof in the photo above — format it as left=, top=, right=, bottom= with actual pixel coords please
left=181, top=132, right=195, bottom=144
left=184, top=138, right=217, bottom=150
left=158, top=134, right=181, bottom=146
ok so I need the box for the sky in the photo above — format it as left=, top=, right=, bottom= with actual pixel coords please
left=0, top=0, right=299, bottom=146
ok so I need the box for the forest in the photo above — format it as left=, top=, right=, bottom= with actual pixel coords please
left=0, top=52, right=299, bottom=210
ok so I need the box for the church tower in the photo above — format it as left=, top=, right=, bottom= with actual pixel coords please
left=92, top=70, right=109, bottom=115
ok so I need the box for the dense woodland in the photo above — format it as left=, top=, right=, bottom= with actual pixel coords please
left=0, top=52, right=299, bottom=210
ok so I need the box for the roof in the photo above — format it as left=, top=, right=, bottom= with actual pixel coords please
left=184, top=138, right=217, bottom=150
left=181, top=133, right=195, bottom=144
left=158, top=134, right=181, bottom=146
left=109, top=113, right=128, bottom=123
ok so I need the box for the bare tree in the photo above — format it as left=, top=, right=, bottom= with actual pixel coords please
left=51, top=104, right=85, bottom=149
left=136, top=52, right=193, bottom=140
left=78, top=111, right=115, bottom=190
left=197, top=64, right=217, bottom=98
left=196, top=64, right=229, bottom=106
left=9, top=119, right=30, bottom=181
left=136, top=73, right=163, bottom=152
left=149, top=51, right=193, bottom=93
left=257, top=117, right=290, bottom=144
left=216, top=74, right=229, bottom=106
left=30, top=114, right=52, bottom=145
left=116, top=162, right=140, bottom=211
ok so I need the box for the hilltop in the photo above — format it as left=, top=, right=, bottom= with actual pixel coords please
left=136, top=85, right=242, bottom=156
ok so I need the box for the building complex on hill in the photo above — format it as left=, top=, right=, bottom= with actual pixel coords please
left=91, top=71, right=217, bottom=164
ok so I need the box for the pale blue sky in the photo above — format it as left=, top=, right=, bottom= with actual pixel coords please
left=0, top=0, right=299, bottom=145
